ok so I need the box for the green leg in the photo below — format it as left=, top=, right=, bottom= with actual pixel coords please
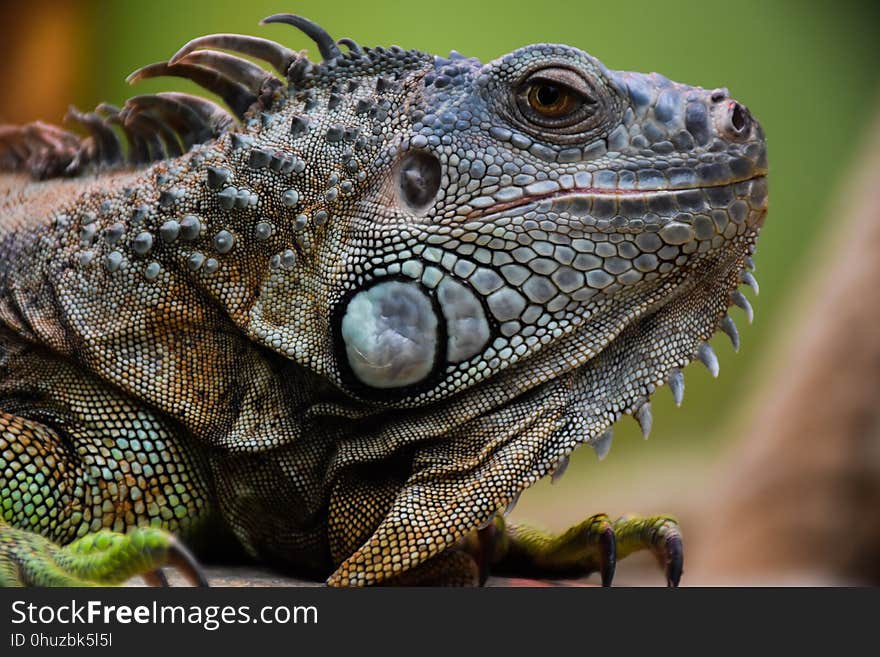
left=0, top=523, right=206, bottom=587
left=477, top=513, right=683, bottom=587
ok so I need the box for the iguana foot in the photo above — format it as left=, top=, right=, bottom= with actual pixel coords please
left=463, top=513, right=682, bottom=587
left=0, top=525, right=208, bottom=587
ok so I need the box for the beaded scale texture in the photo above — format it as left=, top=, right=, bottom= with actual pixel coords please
left=0, top=13, right=767, bottom=586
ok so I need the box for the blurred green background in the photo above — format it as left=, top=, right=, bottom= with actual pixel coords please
left=3, top=0, right=879, bottom=549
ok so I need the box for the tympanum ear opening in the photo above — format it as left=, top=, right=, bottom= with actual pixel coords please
left=397, top=150, right=442, bottom=212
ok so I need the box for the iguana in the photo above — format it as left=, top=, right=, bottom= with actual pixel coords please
left=0, top=13, right=767, bottom=587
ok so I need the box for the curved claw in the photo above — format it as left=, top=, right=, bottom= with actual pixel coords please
left=166, top=537, right=210, bottom=587
left=142, top=569, right=170, bottom=587
left=598, top=524, right=617, bottom=587
left=664, top=533, right=684, bottom=588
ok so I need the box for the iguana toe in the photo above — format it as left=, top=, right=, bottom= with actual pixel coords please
left=473, top=513, right=682, bottom=587
left=613, top=515, right=683, bottom=588
left=0, top=525, right=208, bottom=587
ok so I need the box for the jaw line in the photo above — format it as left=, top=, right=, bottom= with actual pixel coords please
left=465, top=173, right=768, bottom=222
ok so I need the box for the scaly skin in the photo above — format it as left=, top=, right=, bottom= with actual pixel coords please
left=0, top=13, right=767, bottom=586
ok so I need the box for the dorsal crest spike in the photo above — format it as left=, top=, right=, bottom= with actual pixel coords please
left=119, top=108, right=182, bottom=160
left=169, top=51, right=276, bottom=94
left=120, top=111, right=166, bottom=162
left=260, top=13, right=342, bottom=62
left=126, top=61, right=256, bottom=119
left=111, top=92, right=233, bottom=165
left=169, top=33, right=297, bottom=78
left=64, top=106, right=123, bottom=166
left=135, top=92, right=235, bottom=141
left=0, top=122, right=81, bottom=178
left=337, top=37, right=363, bottom=55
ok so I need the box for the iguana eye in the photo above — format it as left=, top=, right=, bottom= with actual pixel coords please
left=515, top=67, right=598, bottom=130
left=527, top=82, right=579, bottom=117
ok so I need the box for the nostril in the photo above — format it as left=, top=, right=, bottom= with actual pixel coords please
left=729, top=101, right=750, bottom=134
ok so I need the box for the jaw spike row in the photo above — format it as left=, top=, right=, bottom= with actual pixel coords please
left=697, top=342, right=720, bottom=378
left=550, top=455, right=570, bottom=483
left=731, top=290, right=754, bottom=324
left=740, top=271, right=760, bottom=295
left=634, top=402, right=652, bottom=439
left=668, top=369, right=685, bottom=406
left=592, top=430, right=613, bottom=461
left=720, top=316, right=740, bottom=352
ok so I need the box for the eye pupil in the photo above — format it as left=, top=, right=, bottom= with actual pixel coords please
left=536, top=84, right=561, bottom=107
left=526, top=81, right=577, bottom=118
left=517, top=68, right=604, bottom=136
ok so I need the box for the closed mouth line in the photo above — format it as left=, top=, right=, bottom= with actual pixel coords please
left=468, top=173, right=767, bottom=220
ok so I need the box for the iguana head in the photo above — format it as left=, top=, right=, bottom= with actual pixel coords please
left=216, top=23, right=767, bottom=412
left=111, top=15, right=767, bottom=583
